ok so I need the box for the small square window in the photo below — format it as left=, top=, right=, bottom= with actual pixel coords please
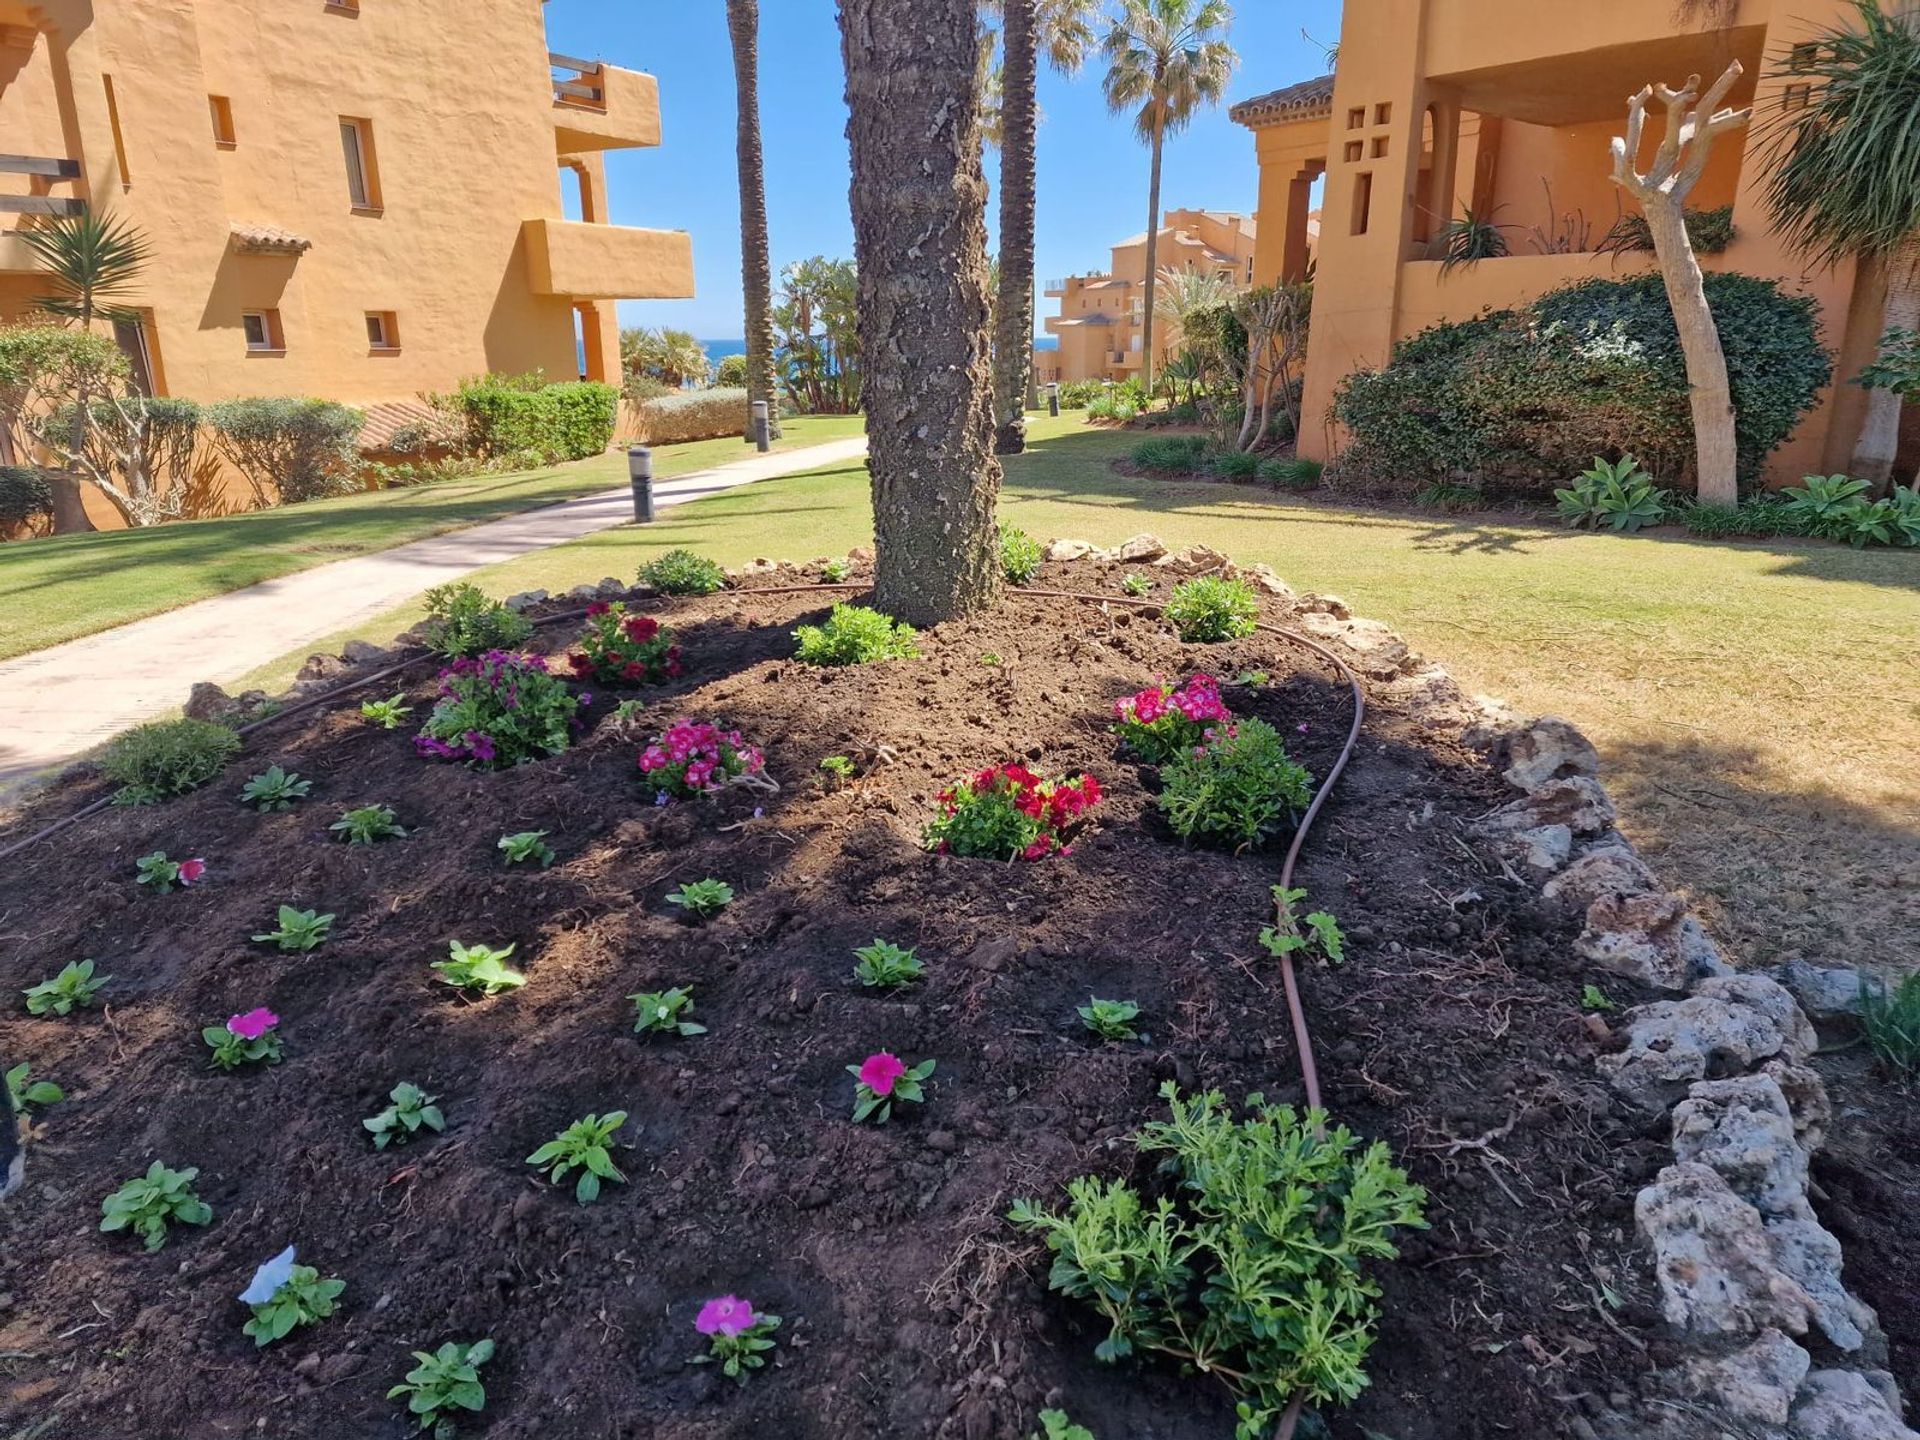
left=365, top=311, right=399, bottom=350
left=1371, top=135, right=1390, bottom=158
left=1343, top=140, right=1363, bottom=163
left=1785, top=82, right=1812, bottom=110
left=1375, top=102, right=1392, bottom=126
left=1787, top=41, right=1819, bottom=72
left=325, top=0, right=360, bottom=11
left=209, top=95, right=236, bottom=147
left=242, top=310, right=283, bottom=352
left=1347, top=106, right=1366, bottom=130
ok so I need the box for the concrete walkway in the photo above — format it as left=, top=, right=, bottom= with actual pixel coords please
left=0, top=436, right=868, bottom=789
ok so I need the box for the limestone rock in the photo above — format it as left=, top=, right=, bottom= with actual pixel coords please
left=1695, top=976, right=1817, bottom=1062
left=1676, top=1329, right=1811, bottom=1427
left=1043, top=538, right=1093, bottom=562
left=1577, top=891, right=1729, bottom=991
left=1602, top=995, right=1803, bottom=1112
left=1151, top=542, right=1233, bottom=574
left=1522, top=775, right=1617, bottom=836
left=183, top=682, right=237, bottom=723
left=1503, top=715, right=1602, bottom=790
left=1244, top=563, right=1293, bottom=597
left=296, top=653, right=351, bottom=685
left=597, top=575, right=628, bottom=595
left=340, top=638, right=387, bottom=665
left=848, top=544, right=874, bottom=563
left=1776, top=960, right=1870, bottom=1025
left=1544, top=842, right=1658, bottom=911
left=1767, top=1219, right=1871, bottom=1353
left=565, top=583, right=602, bottom=602
left=1789, top=1370, right=1920, bottom=1440
left=1511, top=823, right=1574, bottom=875
left=503, top=589, right=549, bottom=612
left=1298, top=592, right=1351, bottom=619
left=1671, top=1074, right=1811, bottom=1221
left=1635, top=1162, right=1814, bottom=1339
left=1760, top=1059, right=1833, bottom=1152
left=1114, top=533, right=1167, bottom=563
left=1296, top=612, right=1414, bottom=677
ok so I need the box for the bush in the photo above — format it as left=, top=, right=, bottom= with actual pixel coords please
left=454, top=373, right=617, bottom=461
left=206, top=397, right=364, bottom=505
left=793, top=603, right=919, bottom=666
left=1000, top=524, right=1043, bottom=585
left=1208, top=449, right=1263, bottom=483
left=1131, top=436, right=1210, bottom=474
left=1259, top=456, right=1322, bottom=489
left=421, top=582, right=533, bottom=659
left=1333, top=272, right=1830, bottom=498
left=1157, top=718, right=1313, bottom=848
left=415, top=652, right=579, bottom=766
left=1057, top=379, right=1104, bottom=410
left=626, top=387, right=748, bottom=446
left=639, top=548, right=726, bottom=596
left=1165, top=575, right=1259, bottom=642
left=714, top=353, right=750, bottom=388
left=0, top=464, right=53, bottom=535
left=100, top=718, right=242, bottom=806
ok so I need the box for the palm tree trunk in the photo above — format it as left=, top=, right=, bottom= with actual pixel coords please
left=1852, top=241, right=1920, bottom=487
left=1645, top=199, right=1739, bottom=506
left=1139, top=112, right=1165, bottom=395
left=840, top=0, right=1002, bottom=624
left=992, top=0, right=1038, bottom=455
left=727, top=0, right=782, bottom=442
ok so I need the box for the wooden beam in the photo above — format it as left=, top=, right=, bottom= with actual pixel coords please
left=547, top=51, right=603, bottom=75
left=0, top=195, right=86, bottom=216
left=0, top=154, right=81, bottom=179
left=0, top=24, right=37, bottom=49
left=553, top=80, right=604, bottom=103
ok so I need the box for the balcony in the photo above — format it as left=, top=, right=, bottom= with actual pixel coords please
left=550, top=52, right=661, bottom=153
left=1, top=153, right=85, bottom=271
left=521, top=217, right=693, bottom=300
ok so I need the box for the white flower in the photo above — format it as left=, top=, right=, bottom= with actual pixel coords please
left=239, top=1245, right=297, bottom=1305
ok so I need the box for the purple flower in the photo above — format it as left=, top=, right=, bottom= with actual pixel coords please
left=465, top=731, right=498, bottom=763
left=695, top=1295, right=758, bottom=1337
left=227, top=1007, right=278, bottom=1040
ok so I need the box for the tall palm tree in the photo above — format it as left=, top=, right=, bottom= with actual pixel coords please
left=1101, top=0, right=1237, bottom=396
left=988, top=0, right=1099, bottom=455
left=24, top=210, right=151, bottom=533
left=1761, top=0, right=1920, bottom=486
left=839, top=0, right=1001, bottom=623
left=726, top=0, right=781, bottom=440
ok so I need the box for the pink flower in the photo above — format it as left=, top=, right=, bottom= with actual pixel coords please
left=858, top=1052, right=907, bottom=1097
left=227, top=1007, right=278, bottom=1040
left=695, top=1295, right=758, bottom=1337
left=178, top=858, right=207, bottom=886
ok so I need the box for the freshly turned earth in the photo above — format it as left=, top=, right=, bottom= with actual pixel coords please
left=0, top=563, right=1758, bottom=1438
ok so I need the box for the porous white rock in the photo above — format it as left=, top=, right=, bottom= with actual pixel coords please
left=1043, top=538, right=1094, bottom=562
left=1789, top=1369, right=1920, bottom=1440
left=1544, top=842, right=1659, bottom=911
left=1503, top=715, right=1602, bottom=790
left=1767, top=1219, right=1872, bottom=1353
left=1694, top=976, right=1818, bottom=1062
left=1114, top=533, right=1167, bottom=563
left=1602, top=995, right=1803, bottom=1112
left=1635, top=1162, right=1815, bottom=1339
left=1577, top=891, right=1731, bottom=990
left=1671, top=1074, right=1811, bottom=1221
left=1676, top=1328, right=1811, bottom=1427
left=1776, top=960, right=1871, bottom=1025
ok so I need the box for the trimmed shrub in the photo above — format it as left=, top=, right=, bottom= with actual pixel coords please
left=455, top=374, right=617, bottom=461
left=206, top=397, right=364, bottom=505
left=714, top=354, right=750, bottom=388
left=639, top=548, right=726, bottom=596
left=1259, top=456, right=1322, bottom=490
left=0, top=464, right=53, bottom=535
left=101, top=718, right=242, bottom=806
left=626, top=387, right=749, bottom=446
left=1057, top=379, right=1104, bottom=410
left=421, top=582, right=533, bottom=659
left=1165, top=576, right=1259, bottom=643
left=1208, top=450, right=1263, bottom=483
left=1131, top=436, right=1210, bottom=474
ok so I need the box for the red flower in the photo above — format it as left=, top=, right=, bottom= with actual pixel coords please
left=622, top=662, right=645, bottom=681
left=623, top=614, right=660, bottom=642
left=566, top=652, right=593, bottom=674
left=586, top=601, right=611, bottom=618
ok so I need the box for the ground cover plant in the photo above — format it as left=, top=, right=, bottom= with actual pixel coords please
left=1112, top=674, right=1233, bottom=763
left=239, top=1247, right=346, bottom=1347
left=420, top=582, right=533, bottom=660
left=240, top=765, right=311, bottom=811
left=99, top=717, right=241, bottom=805
left=415, top=652, right=580, bottom=766
left=23, top=958, right=109, bottom=1015
left=1157, top=718, right=1314, bottom=849
left=364, top=1082, right=447, bottom=1149
left=639, top=547, right=727, bottom=596
left=432, top=940, right=525, bottom=996
left=922, top=763, right=1101, bottom=861
left=566, top=601, right=683, bottom=685
left=1165, top=576, right=1259, bottom=643
left=792, top=602, right=919, bottom=666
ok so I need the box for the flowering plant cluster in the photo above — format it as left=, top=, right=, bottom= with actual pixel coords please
left=239, top=1245, right=345, bottom=1347
left=203, top=1007, right=283, bottom=1070
left=848, top=1051, right=935, bottom=1123
left=922, top=764, right=1102, bottom=861
left=638, top=719, right=766, bottom=801
left=566, top=601, right=683, bottom=686
left=1112, top=674, right=1234, bottom=764
left=692, top=1295, right=782, bottom=1381
left=415, top=652, right=580, bottom=767
left=135, top=851, right=206, bottom=894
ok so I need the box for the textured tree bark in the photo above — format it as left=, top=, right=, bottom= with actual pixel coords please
left=46, top=472, right=95, bottom=534
left=728, top=0, right=782, bottom=441
left=1851, top=241, right=1920, bottom=487
left=1139, top=111, right=1165, bottom=395
left=839, top=0, right=1003, bottom=625
left=991, top=0, right=1038, bottom=455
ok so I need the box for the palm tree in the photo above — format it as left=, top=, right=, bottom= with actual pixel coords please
left=1100, top=0, right=1237, bottom=396
left=1760, top=0, right=1920, bottom=486
left=24, top=210, right=151, bottom=534
left=987, top=0, right=1099, bottom=455
left=726, top=0, right=781, bottom=441
left=839, top=0, right=1001, bottom=623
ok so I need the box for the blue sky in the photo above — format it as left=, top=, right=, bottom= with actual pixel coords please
left=543, top=0, right=1341, bottom=341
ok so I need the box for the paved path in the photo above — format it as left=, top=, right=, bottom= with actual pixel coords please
left=0, top=436, right=868, bottom=789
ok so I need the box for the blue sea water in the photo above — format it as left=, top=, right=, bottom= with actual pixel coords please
left=704, top=339, right=747, bottom=363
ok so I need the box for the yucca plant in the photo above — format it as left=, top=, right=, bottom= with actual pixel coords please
left=1437, top=205, right=1513, bottom=274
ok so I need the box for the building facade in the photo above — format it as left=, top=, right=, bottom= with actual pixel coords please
left=1035, top=208, right=1258, bottom=386
left=0, top=0, right=691, bottom=470
left=1233, top=0, right=1887, bottom=482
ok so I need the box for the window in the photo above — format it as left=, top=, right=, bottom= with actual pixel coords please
left=113, top=318, right=156, bottom=395
left=1374, top=102, right=1392, bottom=126
left=1343, top=139, right=1363, bottom=163
left=339, top=118, right=381, bottom=211
left=1346, top=106, right=1365, bottom=130
left=1350, top=173, right=1373, bottom=237
left=242, top=310, right=283, bottom=353
left=209, top=95, right=236, bottom=147
left=325, top=0, right=360, bottom=11
left=365, top=311, right=399, bottom=350
left=1371, top=135, right=1390, bottom=158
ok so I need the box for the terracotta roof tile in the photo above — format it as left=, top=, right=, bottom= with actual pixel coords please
left=1229, top=74, right=1335, bottom=127
left=229, top=223, right=313, bottom=255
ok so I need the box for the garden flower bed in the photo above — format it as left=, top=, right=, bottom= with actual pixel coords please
left=0, top=557, right=1908, bottom=1439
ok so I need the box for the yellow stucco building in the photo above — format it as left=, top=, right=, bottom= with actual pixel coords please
left=0, top=0, right=692, bottom=464
left=1235, top=0, right=1888, bottom=482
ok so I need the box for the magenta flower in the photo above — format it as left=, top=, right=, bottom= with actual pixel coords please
left=695, top=1295, right=758, bottom=1337
left=178, top=858, right=207, bottom=886
left=227, top=1007, right=278, bottom=1040
left=858, top=1051, right=907, bottom=1097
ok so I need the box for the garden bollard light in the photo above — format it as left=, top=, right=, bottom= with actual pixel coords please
left=1047, top=382, right=1061, bottom=418
left=628, top=446, right=655, bottom=523
left=751, top=400, right=771, bottom=454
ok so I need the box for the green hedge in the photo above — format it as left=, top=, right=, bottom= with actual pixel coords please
left=205, top=397, right=364, bottom=505
left=455, top=374, right=617, bottom=462
left=627, top=387, right=748, bottom=445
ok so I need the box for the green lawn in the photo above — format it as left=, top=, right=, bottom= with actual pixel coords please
left=0, top=415, right=864, bottom=662
left=236, top=411, right=1917, bottom=971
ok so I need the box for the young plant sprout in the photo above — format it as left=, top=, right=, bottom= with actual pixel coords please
left=1581, top=984, right=1617, bottom=1013
left=848, top=1051, right=935, bottom=1124
left=135, top=852, right=206, bottom=894
left=365, top=1082, right=447, bottom=1150
left=691, top=1295, right=782, bottom=1381
left=1257, top=887, right=1345, bottom=965
left=239, top=765, right=312, bottom=811
left=820, top=556, right=851, bottom=583
left=360, top=694, right=414, bottom=730
left=432, top=941, right=526, bottom=996
left=1120, top=572, right=1153, bottom=597
left=852, top=940, right=924, bottom=989
left=497, top=830, right=555, bottom=868
left=818, top=754, right=856, bottom=789
left=238, top=1245, right=345, bottom=1347
left=204, top=1007, right=283, bottom=1071
left=526, top=1111, right=627, bottom=1204
left=24, top=960, right=111, bottom=1016
left=99, top=1161, right=212, bottom=1251
left=666, top=878, right=733, bottom=920
left=388, top=1338, right=494, bottom=1436
left=1078, top=997, right=1142, bottom=1042
left=5, top=1062, right=62, bottom=1112
left=629, top=986, right=707, bottom=1038
left=1032, top=1414, right=1095, bottom=1440
left=252, top=906, right=334, bottom=952
left=331, top=803, right=406, bottom=844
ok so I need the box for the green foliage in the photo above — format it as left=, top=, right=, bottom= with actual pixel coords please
left=1159, top=719, right=1313, bottom=849
left=852, top=939, right=924, bottom=989
left=628, top=985, right=707, bottom=1038
left=1777, top=474, right=1919, bottom=547
left=361, top=694, right=415, bottom=729
left=1120, top=572, right=1154, bottom=597
left=205, top=397, right=365, bottom=505
left=1412, top=480, right=1483, bottom=512
left=252, top=905, right=334, bottom=952
left=240, top=765, right=310, bottom=811
left=849, top=1057, right=935, bottom=1124
left=1437, top=204, right=1512, bottom=273
left=21, top=210, right=151, bottom=324
left=629, top=387, right=751, bottom=445
left=498, top=830, right=555, bottom=868
left=620, top=326, right=710, bottom=388
left=1680, top=495, right=1807, bottom=538
left=1031, top=1413, right=1096, bottom=1440
left=100, top=717, right=241, bottom=806
left=1860, top=971, right=1920, bottom=1076
left=365, top=1082, right=446, bottom=1150
left=418, top=651, right=578, bottom=766
left=1008, top=1084, right=1427, bottom=1433
left=1165, top=575, right=1259, bottom=642
left=819, top=754, right=857, bottom=788
left=1259, top=456, right=1322, bottom=489
left=526, top=1111, right=627, bottom=1204
left=454, top=374, right=617, bottom=461
left=1000, top=523, right=1044, bottom=585
left=1581, top=984, right=1616, bottom=1013
left=1131, top=435, right=1211, bottom=473
left=714, top=352, right=750, bottom=388
left=820, top=556, right=852, bottom=583
left=332, top=803, right=405, bottom=844
left=1555, top=456, right=1673, bottom=532
left=1855, top=327, right=1920, bottom=397
left=420, top=582, right=533, bottom=659
left=1057, top=379, right=1106, bottom=409
left=639, top=547, right=726, bottom=596
left=24, top=959, right=110, bottom=1016
left=1209, top=449, right=1264, bottom=483
left=100, top=1161, right=213, bottom=1252
left=432, top=940, right=526, bottom=996
left=667, top=878, right=734, bottom=920
left=691, top=1306, right=783, bottom=1381
left=1259, top=887, right=1346, bottom=966
left=134, top=851, right=190, bottom=893
left=202, top=1017, right=282, bottom=1071
left=388, top=1337, right=494, bottom=1437
left=0, top=463, right=53, bottom=534
left=793, top=603, right=919, bottom=666
left=1079, top=996, right=1142, bottom=1041
left=243, top=1264, right=345, bottom=1347
left=774, top=255, right=860, bottom=415
left=1596, top=204, right=1736, bottom=256
left=5, top=1062, right=62, bottom=1112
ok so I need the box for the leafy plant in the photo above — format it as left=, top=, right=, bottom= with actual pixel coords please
left=455, top=374, right=617, bottom=460
left=242, top=1262, right=345, bottom=1347
left=819, top=754, right=857, bottom=789
left=1009, top=1084, right=1427, bottom=1434
left=793, top=603, right=919, bottom=666
left=1259, top=888, right=1346, bottom=965
left=1000, top=523, right=1044, bottom=585
left=1079, top=997, right=1142, bottom=1042
left=1860, top=971, right=1920, bottom=1077
left=417, top=652, right=580, bottom=767
left=100, top=1161, right=213, bottom=1252
left=24, top=959, right=111, bottom=1016
left=639, top=547, right=726, bottom=596
left=5, top=1061, right=62, bottom=1111
left=203, top=1008, right=283, bottom=1071
left=100, top=717, right=241, bottom=806
left=691, top=1295, right=783, bottom=1382
left=206, top=397, right=364, bottom=505
left=365, top=1082, right=447, bottom=1150
left=1165, top=576, right=1260, bottom=642
left=667, top=878, right=734, bottom=920
left=1031, top=1413, right=1095, bottom=1440
left=1885, top=484, right=1920, bottom=546
left=565, top=600, right=682, bottom=686
left=820, top=556, right=852, bottom=583
left=331, top=803, right=406, bottom=845
left=432, top=941, right=526, bottom=996
left=852, top=939, right=924, bottom=989
left=979, top=651, right=1004, bottom=667
left=629, top=985, right=707, bottom=1038
left=1209, top=450, right=1264, bottom=483
left=388, top=1337, right=494, bottom=1438
left=420, top=582, right=533, bottom=660
left=1259, top=456, right=1322, bottom=489
left=1581, top=984, right=1617, bottom=1012
left=1158, top=719, right=1314, bottom=850
left=252, top=905, right=334, bottom=952
left=1828, top=496, right=1899, bottom=548
left=135, top=851, right=205, bottom=894
left=240, top=765, right=311, bottom=811
left=526, top=1111, right=628, bottom=1204
left=1554, top=456, right=1673, bottom=532
left=1437, top=204, right=1513, bottom=274
left=638, top=720, right=767, bottom=801
left=1596, top=203, right=1735, bottom=257
left=361, top=694, right=415, bottom=730
left=923, top=764, right=1102, bottom=862
left=1113, top=674, right=1233, bottom=764
left=1781, top=473, right=1871, bottom=531
left=1131, top=435, right=1211, bottom=474
left=1413, top=480, right=1484, bottom=512
left=1121, top=572, right=1154, bottom=597
left=498, top=830, right=555, bottom=868
left=849, top=1052, right=935, bottom=1124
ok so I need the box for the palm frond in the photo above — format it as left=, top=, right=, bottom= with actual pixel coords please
left=24, top=211, right=152, bottom=326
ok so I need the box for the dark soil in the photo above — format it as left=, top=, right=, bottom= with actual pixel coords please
left=0, top=563, right=1758, bottom=1439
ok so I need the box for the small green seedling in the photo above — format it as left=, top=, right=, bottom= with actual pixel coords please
left=667, top=878, right=733, bottom=920
left=24, top=960, right=111, bottom=1016
left=852, top=939, right=924, bottom=989
left=1860, top=971, right=1920, bottom=1076
left=820, top=556, right=851, bottom=583
left=1581, top=984, right=1617, bottom=1013
left=432, top=941, right=526, bottom=996
left=1228, top=669, right=1271, bottom=688
left=819, top=754, right=856, bottom=789
left=629, top=985, right=707, bottom=1038
left=239, top=765, right=311, bottom=811
left=253, top=906, right=334, bottom=952
left=692, top=1302, right=783, bottom=1382
left=5, top=1062, right=62, bottom=1112
left=100, top=1161, right=212, bottom=1252
left=979, top=651, right=1003, bottom=667
left=1032, top=1413, right=1096, bottom=1440
left=135, top=851, right=204, bottom=894
left=1258, top=887, right=1345, bottom=965
left=388, top=1338, right=494, bottom=1437
left=497, top=830, right=555, bottom=868
left=332, top=804, right=406, bottom=845
left=203, top=1017, right=283, bottom=1071
left=360, top=694, right=414, bottom=730
left=1078, top=997, right=1142, bottom=1042
left=243, top=1264, right=346, bottom=1348
left=365, top=1082, right=447, bottom=1150
left=1120, top=573, right=1153, bottom=598
left=526, top=1111, right=627, bottom=1204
